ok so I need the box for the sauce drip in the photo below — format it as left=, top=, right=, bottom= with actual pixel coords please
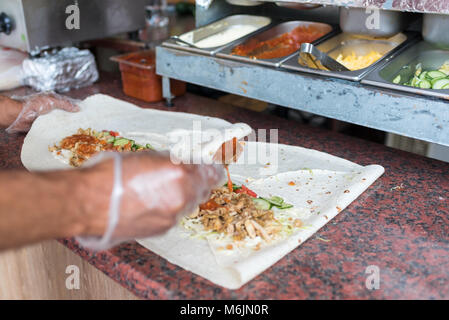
left=225, top=165, right=233, bottom=193
left=221, top=137, right=238, bottom=192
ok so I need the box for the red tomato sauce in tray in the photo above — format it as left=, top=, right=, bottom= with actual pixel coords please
left=231, top=25, right=326, bottom=60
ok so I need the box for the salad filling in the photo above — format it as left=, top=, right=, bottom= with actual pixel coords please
left=184, top=184, right=302, bottom=243
left=48, top=128, right=153, bottom=167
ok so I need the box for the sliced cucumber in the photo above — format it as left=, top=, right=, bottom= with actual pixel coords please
left=419, top=71, right=428, bottom=80
left=252, top=198, right=272, bottom=210
left=278, top=203, right=294, bottom=209
left=414, top=63, right=422, bottom=77
left=410, top=76, right=420, bottom=87
left=113, top=138, right=131, bottom=146
left=443, top=83, right=449, bottom=89
left=392, top=75, right=401, bottom=84
left=427, top=70, right=446, bottom=79
left=419, top=80, right=431, bottom=89
left=432, top=78, right=449, bottom=90
left=132, top=143, right=146, bottom=151
left=431, top=77, right=446, bottom=86
left=262, top=196, right=284, bottom=207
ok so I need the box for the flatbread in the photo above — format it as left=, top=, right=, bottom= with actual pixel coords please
left=138, top=142, right=384, bottom=289
left=21, top=94, right=384, bottom=289
left=21, top=94, right=251, bottom=171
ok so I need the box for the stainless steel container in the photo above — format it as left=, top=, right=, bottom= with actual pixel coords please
left=340, top=7, right=412, bottom=38
left=281, top=32, right=416, bottom=81
left=423, top=13, right=449, bottom=48
left=216, top=20, right=334, bottom=68
left=162, top=15, right=272, bottom=56
left=363, top=41, right=449, bottom=99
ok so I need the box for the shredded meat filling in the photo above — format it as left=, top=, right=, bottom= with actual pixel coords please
left=190, top=186, right=281, bottom=242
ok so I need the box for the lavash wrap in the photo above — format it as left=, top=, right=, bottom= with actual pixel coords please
left=21, top=94, right=384, bottom=289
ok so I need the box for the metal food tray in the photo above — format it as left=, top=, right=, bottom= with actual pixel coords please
left=281, top=31, right=419, bottom=81
left=362, top=41, right=449, bottom=99
left=215, top=21, right=336, bottom=68
left=162, top=15, right=272, bottom=56
left=423, top=14, right=449, bottom=48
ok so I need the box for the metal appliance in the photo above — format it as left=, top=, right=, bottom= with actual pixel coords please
left=156, top=0, right=449, bottom=147
left=0, top=0, right=146, bottom=54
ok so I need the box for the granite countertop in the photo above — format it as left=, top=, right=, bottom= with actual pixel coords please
left=1, top=74, right=448, bottom=299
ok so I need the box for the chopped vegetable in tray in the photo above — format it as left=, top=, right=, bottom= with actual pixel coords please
left=394, top=61, right=449, bottom=90
left=335, top=51, right=382, bottom=70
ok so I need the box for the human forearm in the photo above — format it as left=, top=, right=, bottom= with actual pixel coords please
left=0, top=95, right=22, bottom=127
left=0, top=169, right=108, bottom=250
left=1, top=93, right=79, bottom=132
left=0, top=152, right=223, bottom=252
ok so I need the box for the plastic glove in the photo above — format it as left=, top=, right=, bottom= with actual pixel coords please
left=76, top=151, right=225, bottom=251
left=5, top=92, right=79, bottom=133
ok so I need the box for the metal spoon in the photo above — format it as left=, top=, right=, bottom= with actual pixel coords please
left=299, top=43, right=350, bottom=72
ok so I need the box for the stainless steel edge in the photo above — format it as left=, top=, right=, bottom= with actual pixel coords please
left=280, top=31, right=420, bottom=81
left=362, top=40, right=449, bottom=100
left=215, top=21, right=338, bottom=68
left=162, top=15, right=273, bottom=57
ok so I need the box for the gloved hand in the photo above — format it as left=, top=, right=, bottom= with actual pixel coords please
left=6, top=92, right=79, bottom=133
left=76, top=151, right=225, bottom=251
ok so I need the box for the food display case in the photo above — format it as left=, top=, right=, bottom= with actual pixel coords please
left=156, top=0, right=449, bottom=147
left=282, top=32, right=417, bottom=81
left=163, top=15, right=273, bottom=56
left=216, top=20, right=335, bottom=67
left=363, top=41, right=449, bottom=99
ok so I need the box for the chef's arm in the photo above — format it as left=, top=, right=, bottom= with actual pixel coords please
left=0, top=153, right=223, bottom=251
left=0, top=95, right=22, bottom=127
left=0, top=93, right=79, bottom=133
left=0, top=168, right=107, bottom=251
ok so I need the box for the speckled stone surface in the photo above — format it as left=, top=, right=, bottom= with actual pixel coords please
left=1, top=74, right=448, bottom=299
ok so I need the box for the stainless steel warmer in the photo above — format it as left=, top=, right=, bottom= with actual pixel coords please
left=216, top=20, right=335, bottom=68
left=163, top=15, right=272, bottom=56
left=0, top=0, right=146, bottom=54
left=281, top=32, right=417, bottom=81
left=363, top=41, right=449, bottom=99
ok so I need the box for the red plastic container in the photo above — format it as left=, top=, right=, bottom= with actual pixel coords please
left=111, top=50, right=186, bottom=103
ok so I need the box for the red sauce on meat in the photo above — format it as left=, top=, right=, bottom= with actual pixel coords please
left=199, top=199, right=220, bottom=211
left=60, top=134, right=98, bottom=149
left=59, top=134, right=102, bottom=158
